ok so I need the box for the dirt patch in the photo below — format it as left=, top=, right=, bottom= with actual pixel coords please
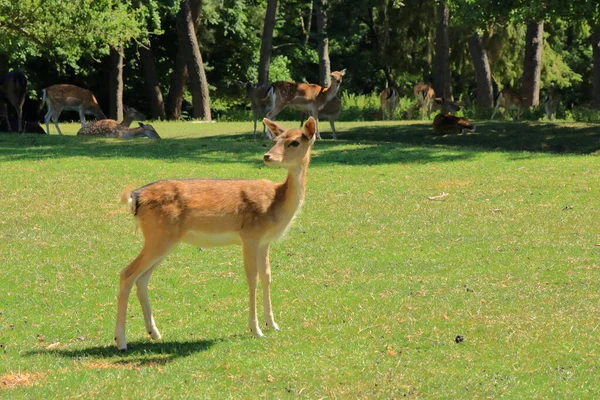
left=0, top=372, right=46, bottom=389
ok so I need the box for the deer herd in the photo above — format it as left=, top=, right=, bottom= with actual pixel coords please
left=0, top=67, right=566, bottom=351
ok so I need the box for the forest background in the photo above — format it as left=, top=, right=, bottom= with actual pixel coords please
left=0, top=0, right=599, bottom=123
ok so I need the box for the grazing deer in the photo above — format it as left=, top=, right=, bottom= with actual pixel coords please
left=114, top=117, right=318, bottom=351
left=109, top=123, right=161, bottom=140
left=264, top=69, right=346, bottom=140
left=432, top=113, right=475, bottom=135
left=379, top=87, right=400, bottom=120
left=414, top=83, right=435, bottom=120
left=77, top=106, right=146, bottom=136
left=0, top=71, right=27, bottom=133
left=541, top=88, right=559, bottom=121
left=491, top=88, right=523, bottom=120
left=236, top=82, right=273, bottom=138
left=42, top=84, right=107, bottom=135
left=299, top=96, right=341, bottom=139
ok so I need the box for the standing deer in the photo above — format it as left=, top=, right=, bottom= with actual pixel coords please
left=42, top=84, right=107, bottom=134
left=114, top=117, right=318, bottom=351
left=299, top=96, right=342, bottom=139
left=379, top=87, right=400, bottom=120
left=77, top=106, right=146, bottom=136
left=541, top=87, right=559, bottom=121
left=491, top=88, right=523, bottom=120
left=264, top=69, right=346, bottom=140
left=236, top=82, right=273, bottom=138
left=0, top=71, right=27, bottom=133
left=414, top=83, right=435, bottom=120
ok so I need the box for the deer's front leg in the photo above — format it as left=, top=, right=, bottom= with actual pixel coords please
left=257, top=244, right=279, bottom=331
left=242, top=241, right=263, bottom=337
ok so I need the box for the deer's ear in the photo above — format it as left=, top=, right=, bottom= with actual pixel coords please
left=339, top=69, right=346, bottom=76
left=263, top=118, right=287, bottom=137
left=302, top=117, right=317, bottom=140
left=138, top=122, right=145, bottom=128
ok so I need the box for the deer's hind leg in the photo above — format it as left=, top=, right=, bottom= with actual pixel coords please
left=114, top=232, right=178, bottom=351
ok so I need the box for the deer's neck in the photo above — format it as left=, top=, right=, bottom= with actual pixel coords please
left=277, top=153, right=311, bottom=217
left=119, top=115, right=135, bottom=128
left=321, top=84, right=340, bottom=103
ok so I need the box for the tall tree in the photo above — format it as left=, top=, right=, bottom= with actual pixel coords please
left=593, top=26, right=600, bottom=109
left=258, top=0, right=278, bottom=85
left=315, top=0, right=331, bottom=87
left=433, top=1, right=452, bottom=99
left=108, top=47, right=124, bottom=121
left=467, top=31, right=494, bottom=107
left=177, top=0, right=211, bottom=120
left=522, top=21, right=544, bottom=107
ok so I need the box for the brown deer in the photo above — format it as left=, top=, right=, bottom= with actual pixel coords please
left=42, top=84, right=107, bottom=134
left=414, top=83, right=435, bottom=120
left=114, top=117, right=317, bottom=351
left=541, top=87, right=559, bottom=121
left=77, top=106, right=146, bottom=136
left=379, top=87, right=399, bottom=120
left=236, top=82, right=273, bottom=138
left=108, top=123, right=161, bottom=140
left=299, top=96, right=341, bottom=139
left=0, top=71, right=27, bottom=133
left=264, top=69, right=346, bottom=139
left=432, top=113, right=475, bottom=135
left=491, top=88, right=523, bottom=120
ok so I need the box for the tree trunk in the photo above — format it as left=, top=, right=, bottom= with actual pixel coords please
left=258, top=0, right=277, bottom=85
left=522, top=21, right=544, bottom=107
left=315, top=0, right=331, bottom=87
left=108, top=46, right=124, bottom=121
left=592, top=25, right=600, bottom=109
left=468, top=31, right=494, bottom=108
left=177, top=0, right=211, bottom=121
left=139, top=41, right=166, bottom=120
left=433, top=2, right=451, bottom=99
left=166, top=0, right=202, bottom=120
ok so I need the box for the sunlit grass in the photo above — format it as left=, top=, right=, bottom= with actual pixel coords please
left=1, top=120, right=599, bottom=398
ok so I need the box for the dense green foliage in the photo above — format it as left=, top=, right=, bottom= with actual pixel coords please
left=0, top=1, right=598, bottom=121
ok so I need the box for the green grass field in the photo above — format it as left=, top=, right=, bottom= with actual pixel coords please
left=1, top=120, right=599, bottom=398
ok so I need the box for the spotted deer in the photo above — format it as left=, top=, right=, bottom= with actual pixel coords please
left=264, top=69, right=346, bottom=139
left=77, top=106, right=146, bottom=136
left=0, top=71, right=27, bottom=133
left=114, top=117, right=317, bottom=351
left=491, top=88, right=523, bottom=120
left=108, top=122, right=161, bottom=140
left=42, top=84, right=107, bottom=134
left=379, top=87, right=400, bottom=120
left=236, top=82, right=273, bottom=138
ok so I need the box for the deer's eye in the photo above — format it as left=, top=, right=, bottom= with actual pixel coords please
left=288, top=140, right=300, bottom=148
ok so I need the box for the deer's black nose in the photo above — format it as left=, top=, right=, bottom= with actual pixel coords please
left=263, top=154, right=271, bottom=162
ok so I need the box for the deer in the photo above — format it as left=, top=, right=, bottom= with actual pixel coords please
left=298, top=96, right=341, bottom=139
left=414, top=83, right=435, bottom=120
left=77, top=106, right=146, bottom=136
left=236, top=82, right=274, bottom=138
left=432, top=113, right=475, bottom=135
left=107, top=122, right=161, bottom=140
left=264, top=69, right=346, bottom=140
left=42, top=84, right=107, bottom=135
left=541, top=87, right=559, bottom=121
left=491, top=88, right=523, bottom=120
left=379, top=87, right=400, bottom=120
left=0, top=71, right=27, bottom=133
left=114, top=117, right=318, bottom=351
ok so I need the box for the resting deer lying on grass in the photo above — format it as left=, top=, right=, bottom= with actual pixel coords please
left=432, top=113, right=475, bottom=135
left=114, top=117, right=318, bottom=351
left=77, top=106, right=146, bottom=136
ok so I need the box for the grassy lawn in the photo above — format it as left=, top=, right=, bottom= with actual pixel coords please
left=1, top=119, right=599, bottom=398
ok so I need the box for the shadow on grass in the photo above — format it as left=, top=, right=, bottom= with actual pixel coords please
left=24, top=338, right=226, bottom=367
left=1, top=120, right=598, bottom=167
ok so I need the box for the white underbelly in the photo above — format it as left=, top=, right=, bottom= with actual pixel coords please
left=181, top=230, right=242, bottom=248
